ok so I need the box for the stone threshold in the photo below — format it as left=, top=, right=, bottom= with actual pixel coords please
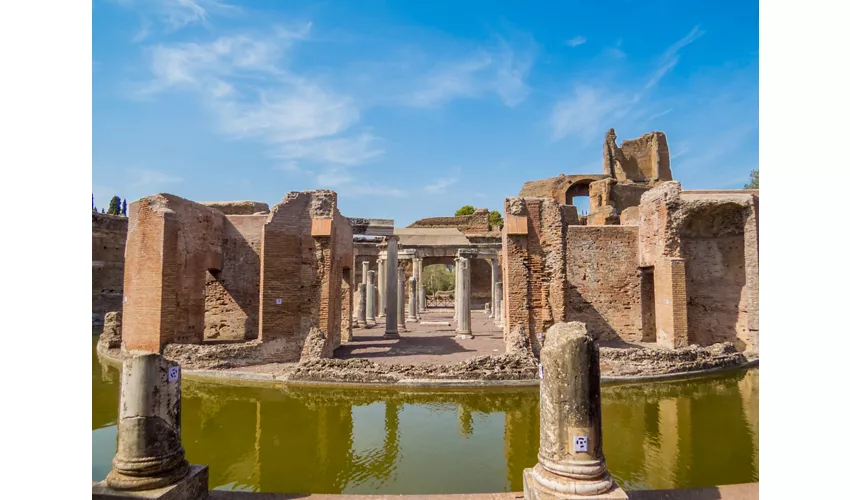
left=97, top=345, right=758, bottom=390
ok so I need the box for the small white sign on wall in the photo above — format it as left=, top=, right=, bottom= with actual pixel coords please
left=275, top=299, right=283, bottom=305
left=124, top=296, right=128, bottom=303
left=538, top=364, right=544, bottom=379
left=168, top=367, right=179, bottom=382
left=574, top=436, right=588, bottom=453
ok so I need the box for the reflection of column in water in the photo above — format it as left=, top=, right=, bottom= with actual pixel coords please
left=642, top=398, right=681, bottom=490
left=504, top=395, right=539, bottom=492
left=458, top=404, right=473, bottom=437
left=738, top=369, right=759, bottom=476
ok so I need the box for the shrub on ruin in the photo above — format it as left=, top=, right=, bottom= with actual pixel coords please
left=455, top=205, right=475, bottom=216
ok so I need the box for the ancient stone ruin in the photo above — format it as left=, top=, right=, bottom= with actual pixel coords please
left=93, top=128, right=758, bottom=379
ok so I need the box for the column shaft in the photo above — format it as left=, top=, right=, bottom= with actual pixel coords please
left=396, top=271, right=406, bottom=332
left=384, top=237, right=399, bottom=338
left=366, top=270, right=376, bottom=326
left=456, top=256, right=473, bottom=338
left=377, top=258, right=385, bottom=317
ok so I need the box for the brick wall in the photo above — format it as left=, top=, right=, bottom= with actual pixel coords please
left=92, top=213, right=127, bottom=325
left=203, top=215, right=265, bottom=340
left=407, top=209, right=491, bottom=233
left=470, top=259, right=492, bottom=308
left=565, top=226, right=642, bottom=342
left=258, top=191, right=342, bottom=360
left=123, top=194, right=224, bottom=352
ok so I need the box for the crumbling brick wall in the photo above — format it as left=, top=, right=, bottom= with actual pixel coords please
left=502, top=197, right=567, bottom=349
left=203, top=215, right=265, bottom=341
left=92, top=213, right=127, bottom=325
left=603, top=129, right=672, bottom=183
left=407, top=209, right=491, bottom=233
left=123, top=194, right=224, bottom=352
left=200, top=201, right=270, bottom=215
left=565, top=226, right=642, bottom=342
left=258, top=191, right=342, bottom=360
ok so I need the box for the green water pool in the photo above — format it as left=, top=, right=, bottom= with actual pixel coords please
left=92, top=337, right=758, bottom=494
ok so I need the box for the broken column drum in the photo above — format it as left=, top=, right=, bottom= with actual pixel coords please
left=455, top=256, right=473, bottom=339
left=407, top=276, right=418, bottom=322
left=384, top=236, right=399, bottom=338
left=523, top=322, right=626, bottom=499
left=397, top=270, right=406, bottom=332
left=366, top=270, right=376, bottom=326
left=356, top=283, right=367, bottom=329
left=106, top=353, right=189, bottom=491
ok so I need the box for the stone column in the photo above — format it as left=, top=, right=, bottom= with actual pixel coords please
left=377, top=258, right=386, bottom=318
left=361, top=260, right=369, bottom=286
left=453, top=257, right=459, bottom=320
left=105, top=353, right=191, bottom=490
left=494, top=280, right=503, bottom=328
left=366, top=271, right=376, bottom=326
left=407, top=276, right=418, bottom=323
left=455, top=256, right=473, bottom=339
left=488, top=260, right=495, bottom=318
left=384, top=236, right=400, bottom=338
left=491, top=258, right=501, bottom=319
left=356, top=283, right=367, bottom=329
left=523, top=322, right=627, bottom=499
left=396, top=271, right=406, bottom=332
left=415, top=257, right=427, bottom=313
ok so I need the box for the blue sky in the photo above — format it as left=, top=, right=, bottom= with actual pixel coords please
left=93, top=0, right=758, bottom=225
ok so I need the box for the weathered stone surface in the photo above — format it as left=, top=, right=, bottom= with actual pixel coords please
left=396, top=272, right=406, bottom=332
left=524, top=322, right=625, bottom=499
left=200, top=200, right=270, bottom=215
left=456, top=256, right=473, bottom=338
left=366, top=271, right=376, bottom=325
left=100, top=311, right=123, bottom=349
left=356, top=283, right=367, bottom=329
left=407, top=276, right=418, bottom=322
left=384, top=236, right=400, bottom=338
left=603, top=128, right=671, bottom=184
left=587, top=205, right=620, bottom=226
left=299, top=327, right=330, bottom=362
left=94, top=464, right=209, bottom=500
left=107, top=353, right=189, bottom=491
left=505, top=325, right=531, bottom=355
left=620, top=206, right=640, bottom=226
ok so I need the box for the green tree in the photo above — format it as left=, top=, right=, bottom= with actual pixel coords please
left=121, top=199, right=128, bottom=216
left=107, top=196, right=121, bottom=215
left=455, top=205, right=475, bottom=216
left=422, top=264, right=455, bottom=295
left=488, top=210, right=504, bottom=229
left=744, top=169, right=759, bottom=189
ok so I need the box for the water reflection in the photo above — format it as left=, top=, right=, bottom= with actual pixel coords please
left=92, top=337, right=758, bottom=494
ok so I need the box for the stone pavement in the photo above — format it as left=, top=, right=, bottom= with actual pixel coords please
left=335, top=308, right=505, bottom=365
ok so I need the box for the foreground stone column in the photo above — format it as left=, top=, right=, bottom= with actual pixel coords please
left=377, top=258, right=386, bottom=317
left=455, top=256, right=473, bottom=339
left=415, top=257, right=427, bottom=312
left=366, top=271, right=376, bottom=326
left=105, top=354, right=194, bottom=491
left=397, top=271, right=406, bottom=332
left=407, top=276, right=418, bottom=322
left=384, top=237, right=399, bottom=338
left=356, top=283, right=367, bottom=329
left=361, top=260, right=369, bottom=286
left=523, top=322, right=627, bottom=499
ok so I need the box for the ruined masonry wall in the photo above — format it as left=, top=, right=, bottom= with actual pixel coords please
left=203, top=215, right=265, bottom=341
left=92, top=213, right=128, bottom=325
left=565, top=226, right=642, bottom=343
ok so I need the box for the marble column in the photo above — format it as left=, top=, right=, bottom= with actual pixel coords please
left=366, top=270, right=376, bottom=326
left=453, top=257, right=459, bottom=320
left=407, top=276, right=418, bottom=322
left=415, top=257, right=426, bottom=313
left=384, top=236, right=400, bottom=338
left=377, top=258, right=385, bottom=318
left=361, top=260, right=369, bottom=286
left=494, top=280, right=503, bottom=328
left=455, top=256, right=473, bottom=339
left=522, top=322, right=626, bottom=499
left=106, top=353, right=191, bottom=490
left=396, top=270, right=406, bottom=332
left=490, top=258, right=501, bottom=318
left=356, top=283, right=367, bottom=329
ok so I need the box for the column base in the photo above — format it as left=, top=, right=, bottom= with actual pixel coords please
left=356, top=320, right=367, bottom=328
left=407, top=316, right=419, bottom=323
left=366, top=318, right=376, bottom=326
left=455, top=332, right=474, bottom=339
left=94, top=465, right=208, bottom=500
left=523, top=465, right=626, bottom=499
left=383, top=331, right=401, bottom=339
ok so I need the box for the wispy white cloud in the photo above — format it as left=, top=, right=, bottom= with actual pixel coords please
left=644, top=26, right=705, bottom=90
left=114, top=0, right=239, bottom=32
left=132, top=18, right=152, bottom=43
left=402, top=36, right=535, bottom=108
left=551, top=27, right=704, bottom=142
left=424, top=177, right=458, bottom=194
left=647, top=108, right=673, bottom=121
left=565, top=36, right=587, bottom=47
left=127, top=168, right=183, bottom=187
